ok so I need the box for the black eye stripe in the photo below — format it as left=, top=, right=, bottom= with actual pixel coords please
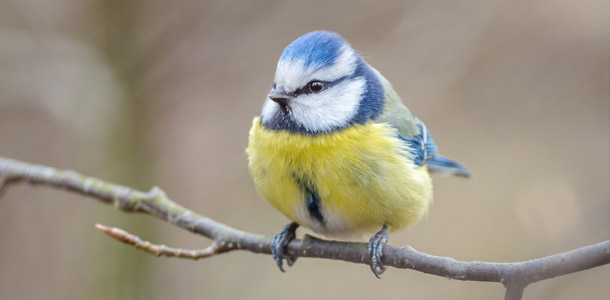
left=292, top=76, right=349, bottom=96
left=292, top=81, right=325, bottom=95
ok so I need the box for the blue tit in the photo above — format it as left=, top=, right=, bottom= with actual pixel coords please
left=246, top=31, right=470, bottom=277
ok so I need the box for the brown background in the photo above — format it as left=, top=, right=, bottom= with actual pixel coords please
left=0, top=0, right=608, bottom=299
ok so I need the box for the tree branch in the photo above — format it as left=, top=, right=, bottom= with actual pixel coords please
left=95, top=224, right=221, bottom=259
left=0, top=156, right=608, bottom=300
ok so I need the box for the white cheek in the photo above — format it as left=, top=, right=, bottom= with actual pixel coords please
left=290, top=78, right=365, bottom=133
left=260, top=98, right=278, bottom=124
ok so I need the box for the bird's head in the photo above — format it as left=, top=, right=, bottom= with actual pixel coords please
left=261, top=31, right=384, bottom=134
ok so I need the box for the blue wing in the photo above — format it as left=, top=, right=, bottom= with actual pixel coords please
left=398, top=122, right=437, bottom=166
left=399, top=122, right=471, bottom=177
left=372, top=72, right=470, bottom=177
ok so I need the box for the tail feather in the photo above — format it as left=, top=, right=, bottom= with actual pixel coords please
left=426, top=155, right=471, bottom=178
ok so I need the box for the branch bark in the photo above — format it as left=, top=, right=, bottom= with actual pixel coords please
left=0, top=156, right=608, bottom=300
left=95, top=224, right=220, bottom=259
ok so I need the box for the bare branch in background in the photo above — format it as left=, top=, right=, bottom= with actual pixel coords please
left=0, top=156, right=608, bottom=300
left=0, top=175, right=6, bottom=194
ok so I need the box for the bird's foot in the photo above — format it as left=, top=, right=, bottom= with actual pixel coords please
left=368, top=224, right=389, bottom=278
left=272, top=222, right=299, bottom=272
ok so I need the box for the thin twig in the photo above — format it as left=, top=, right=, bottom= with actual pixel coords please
left=95, top=224, right=219, bottom=259
left=0, top=156, right=608, bottom=300
left=503, top=283, right=527, bottom=300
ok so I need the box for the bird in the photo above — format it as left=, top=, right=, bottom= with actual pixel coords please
left=246, top=31, right=470, bottom=277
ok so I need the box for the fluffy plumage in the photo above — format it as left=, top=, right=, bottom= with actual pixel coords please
left=248, top=117, right=432, bottom=239
left=248, top=31, right=469, bottom=240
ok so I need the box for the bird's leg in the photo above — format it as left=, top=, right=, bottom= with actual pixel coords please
left=271, top=222, right=299, bottom=272
left=368, top=224, right=389, bottom=278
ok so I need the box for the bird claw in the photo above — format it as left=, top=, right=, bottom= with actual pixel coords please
left=271, top=222, right=299, bottom=272
left=368, top=225, right=389, bottom=278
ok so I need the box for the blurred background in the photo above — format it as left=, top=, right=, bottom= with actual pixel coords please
left=0, top=0, right=608, bottom=299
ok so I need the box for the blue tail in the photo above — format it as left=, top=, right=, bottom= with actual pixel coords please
left=426, top=155, right=471, bottom=178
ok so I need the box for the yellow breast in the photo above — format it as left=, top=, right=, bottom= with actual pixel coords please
left=246, top=117, right=432, bottom=239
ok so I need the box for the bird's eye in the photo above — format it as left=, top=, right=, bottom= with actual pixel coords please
left=308, top=81, right=325, bottom=93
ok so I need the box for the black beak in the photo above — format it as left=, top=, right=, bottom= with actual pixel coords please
left=268, top=87, right=292, bottom=107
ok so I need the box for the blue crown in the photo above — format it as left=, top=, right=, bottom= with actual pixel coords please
left=279, top=31, right=348, bottom=68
